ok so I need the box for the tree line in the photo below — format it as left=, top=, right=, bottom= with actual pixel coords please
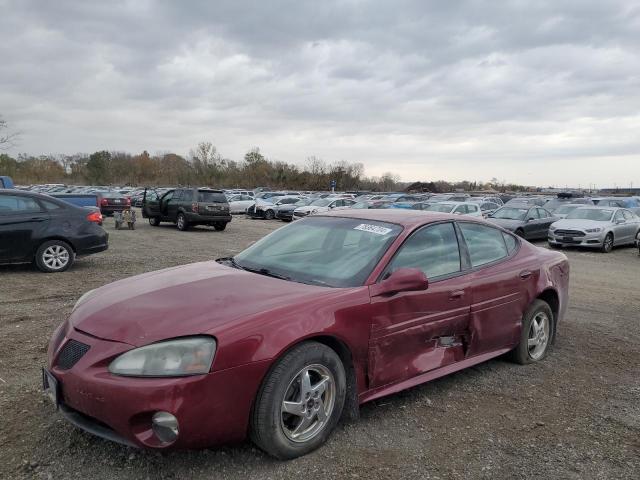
left=0, top=142, right=530, bottom=193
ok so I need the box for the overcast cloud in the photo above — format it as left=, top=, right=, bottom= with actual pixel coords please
left=1, top=0, right=639, bottom=187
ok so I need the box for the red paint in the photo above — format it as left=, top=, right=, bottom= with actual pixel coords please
left=48, top=210, right=570, bottom=449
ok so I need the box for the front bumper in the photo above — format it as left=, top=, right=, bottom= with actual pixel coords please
left=548, top=231, right=605, bottom=248
left=46, top=327, right=270, bottom=449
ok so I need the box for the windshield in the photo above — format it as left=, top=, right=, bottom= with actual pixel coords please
left=310, top=199, right=332, bottom=207
left=491, top=207, right=528, bottom=220
left=566, top=209, right=614, bottom=221
left=555, top=205, right=580, bottom=215
left=425, top=203, right=455, bottom=213
left=233, top=217, right=402, bottom=287
left=294, top=199, right=312, bottom=206
left=198, top=191, right=227, bottom=203
left=351, top=201, right=369, bottom=209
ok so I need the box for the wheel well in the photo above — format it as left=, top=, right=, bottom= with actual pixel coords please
left=537, top=289, right=559, bottom=341
left=39, top=237, right=76, bottom=254
left=301, top=335, right=359, bottom=422
left=252, top=335, right=360, bottom=427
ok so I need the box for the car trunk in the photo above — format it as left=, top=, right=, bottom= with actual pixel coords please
left=195, top=191, right=229, bottom=216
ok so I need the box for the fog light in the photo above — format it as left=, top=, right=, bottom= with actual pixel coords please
left=152, top=412, right=179, bottom=443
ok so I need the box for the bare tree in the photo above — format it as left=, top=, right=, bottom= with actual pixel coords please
left=0, top=116, right=18, bottom=150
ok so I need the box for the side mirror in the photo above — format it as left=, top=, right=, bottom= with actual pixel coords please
left=370, top=268, right=429, bottom=297
left=526, top=217, right=535, bottom=222
left=616, top=219, right=625, bottom=225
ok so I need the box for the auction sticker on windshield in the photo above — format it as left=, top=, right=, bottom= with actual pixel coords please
left=354, top=224, right=393, bottom=235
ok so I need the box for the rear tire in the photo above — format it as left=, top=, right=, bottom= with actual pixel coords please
left=149, top=217, right=161, bottom=226
left=509, top=299, right=553, bottom=365
left=250, top=342, right=346, bottom=459
left=35, top=240, right=75, bottom=273
left=515, top=229, right=525, bottom=238
left=213, top=222, right=227, bottom=231
left=601, top=232, right=613, bottom=253
left=176, top=213, right=189, bottom=231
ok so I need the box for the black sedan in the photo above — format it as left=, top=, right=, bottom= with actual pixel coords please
left=0, top=190, right=108, bottom=272
left=486, top=205, right=558, bottom=240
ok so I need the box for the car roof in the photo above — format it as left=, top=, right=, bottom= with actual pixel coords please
left=318, top=208, right=478, bottom=228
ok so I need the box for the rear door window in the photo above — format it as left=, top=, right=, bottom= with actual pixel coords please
left=459, top=223, right=508, bottom=267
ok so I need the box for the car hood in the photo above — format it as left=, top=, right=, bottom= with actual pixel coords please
left=486, top=218, right=523, bottom=230
left=551, top=219, right=609, bottom=230
left=69, top=261, right=333, bottom=346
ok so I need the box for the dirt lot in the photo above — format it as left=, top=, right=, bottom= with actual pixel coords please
left=1, top=213, right=639, bottom=480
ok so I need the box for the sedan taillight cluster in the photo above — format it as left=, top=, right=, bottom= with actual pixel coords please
left=86, top=211, right=103, bottom=224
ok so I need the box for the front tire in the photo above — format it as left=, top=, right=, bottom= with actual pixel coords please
left=35, top=240, right=75, bottom=273
left=601, top=232, right=613, bottom=253
left=509, top=299, right=553, bottom=365
left=176, top=213, right=189, bottom=231
left=149, top=217, right=161, bottom=226
left=213, top=222, right=227, bottom=231
left=251, top=342, right=346, bottom=459
left=265, top=209, right=275, bottom=220
left=515, top=229, right=525, bottom=238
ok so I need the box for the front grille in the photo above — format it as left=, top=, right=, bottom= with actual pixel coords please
left=554, top=229, right=585, bottom=237
left=56, top=340, right=90, bottom=370
left=294, top=211, right=309, bottom=217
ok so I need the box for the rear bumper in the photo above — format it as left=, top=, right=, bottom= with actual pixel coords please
left=46, top=328, right=271, bottom=450
left=101, top=205, right=128, bottom=214
left=74, top=227, right=109, bottom=256
left=184, top=213, right=231, bottom=224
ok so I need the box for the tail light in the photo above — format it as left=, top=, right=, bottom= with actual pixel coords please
left=86, top=211, right=103, bottom=223
left=192, top=202, right=199, bottom=213
left=100, top=198, right=108, bottom=206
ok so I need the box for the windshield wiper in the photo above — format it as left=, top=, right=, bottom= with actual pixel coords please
left=216, top=257, right=246, bottom=270
left=240, top=266, right=291, bottom=281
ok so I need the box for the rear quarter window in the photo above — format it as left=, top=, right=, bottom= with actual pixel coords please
left=198, top=191, right=227, bottom=203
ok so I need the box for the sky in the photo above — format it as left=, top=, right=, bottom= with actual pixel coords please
left=1, top=0, right=639, bottom=188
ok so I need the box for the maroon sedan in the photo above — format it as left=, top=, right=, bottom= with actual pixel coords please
left=44, top=210, right=569, bottom=458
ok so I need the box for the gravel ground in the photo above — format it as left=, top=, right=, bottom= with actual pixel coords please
left=1, top=213, right=639, bottom=480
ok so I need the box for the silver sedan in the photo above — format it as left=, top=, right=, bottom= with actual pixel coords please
left=548, top=207, right=640, bottom=253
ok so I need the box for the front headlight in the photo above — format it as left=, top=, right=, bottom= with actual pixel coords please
left=311, top=209, right=318, bottom=213
left=109, top=336, right=216, bottom=377
left=585, top=227, right=603, bottom=233
left=549, top=225, right=556, bottom=231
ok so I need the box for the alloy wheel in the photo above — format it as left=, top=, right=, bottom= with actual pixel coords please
left=280, top=364, right=336, bottom=443
left=527, top=312, right=550, bottom=360
left=42, top=245, right=70, bottom=270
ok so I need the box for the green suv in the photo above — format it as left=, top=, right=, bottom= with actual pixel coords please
left=142, top=188, right=231, bottom=231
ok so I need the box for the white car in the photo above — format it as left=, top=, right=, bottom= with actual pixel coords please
left=248, top=196, right=303, bottom=219
left=292, top=198, right=356, bottom=220
left=227, top=194, right=255, bottom=214
left=423, top=201, right=483, bottom=217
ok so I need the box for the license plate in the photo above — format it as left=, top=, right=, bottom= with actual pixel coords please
left=42, top=368, right=59, bottom=410
left=207, top=206, right=219, bottom=211
left=562, top=236, right=574, bottom=242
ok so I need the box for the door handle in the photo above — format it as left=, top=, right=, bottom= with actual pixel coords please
left=449, top=290, right=465, bottom=300
left=519, top=270, right=532, bottom=279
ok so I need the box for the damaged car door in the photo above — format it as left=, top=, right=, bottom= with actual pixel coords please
left=368, top=221, right=471, bottom=388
